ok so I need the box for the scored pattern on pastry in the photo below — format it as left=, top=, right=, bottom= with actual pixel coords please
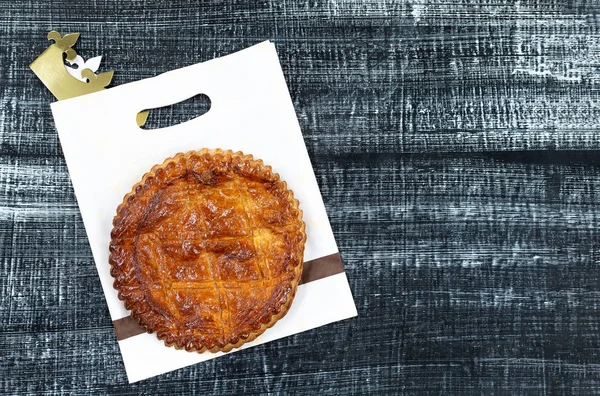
left=109, top=149, right=306, bottom=352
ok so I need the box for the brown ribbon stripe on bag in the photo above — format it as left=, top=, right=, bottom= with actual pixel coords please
left=113, top=252, right=345, bottom=341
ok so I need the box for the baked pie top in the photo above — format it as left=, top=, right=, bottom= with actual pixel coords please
left=109, top=149, right=306, bottom=352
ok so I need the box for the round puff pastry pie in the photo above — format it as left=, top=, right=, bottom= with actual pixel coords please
left=109, top=149, right=306, bottom=352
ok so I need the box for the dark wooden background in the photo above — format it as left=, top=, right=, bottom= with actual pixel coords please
left=3, top=1, right=600, bottom=394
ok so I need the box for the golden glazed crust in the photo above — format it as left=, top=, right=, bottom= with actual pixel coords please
left=109, top=149, right=306, bottom=352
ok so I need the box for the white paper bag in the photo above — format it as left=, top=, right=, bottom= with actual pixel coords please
left=51, top=41, right=357, bottom=383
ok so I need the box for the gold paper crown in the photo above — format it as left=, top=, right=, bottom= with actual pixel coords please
left=30, top=31, right=148, bottom=126
left=30, top=31, right=114, bottom=100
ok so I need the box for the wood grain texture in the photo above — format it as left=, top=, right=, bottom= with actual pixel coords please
left=3, top=0, right=600, bottom=394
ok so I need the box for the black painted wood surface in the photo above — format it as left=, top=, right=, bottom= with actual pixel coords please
left=3, top=1, right=600, bottom=394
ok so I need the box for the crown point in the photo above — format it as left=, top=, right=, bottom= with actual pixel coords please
left=64, top=48, right=77, bottom=62
left=95, top=70, right=114, bottom=87
left=61, top=33, right=80, bottom=48
left=47, top=30, right=60, bottom=42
